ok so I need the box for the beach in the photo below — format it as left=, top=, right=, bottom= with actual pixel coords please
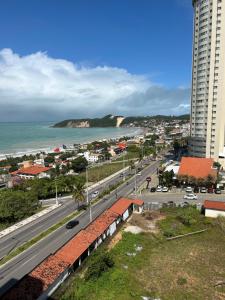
left=0, top=122, right=143, bottom=160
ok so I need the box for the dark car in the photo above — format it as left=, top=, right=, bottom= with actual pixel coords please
left=193, top=186, right=200, bottom=193
left=215, top=188, right=221, bottom=194
left=66, top=220, right=79, bottom=229
left=208, top=187, right=214, bottom=193
left=150, top=187, right=156, bottom=192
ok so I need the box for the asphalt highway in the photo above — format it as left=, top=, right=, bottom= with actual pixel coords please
left=0, top=160, right=159, bottom=296
left=0, top=167, right=131, bottom=260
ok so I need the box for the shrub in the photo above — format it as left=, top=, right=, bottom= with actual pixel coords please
left=85, top=250, right=114, bottom=280
left=177, top=277, right=187, bottom=285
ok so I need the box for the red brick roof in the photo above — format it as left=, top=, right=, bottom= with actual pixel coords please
left=178, top=157, right=217, bottom=179
left=11, top=166, right=50, bottom=176
left=204, top=200, right=225, bottom=211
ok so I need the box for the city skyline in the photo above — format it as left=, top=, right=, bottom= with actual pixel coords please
left=0, top=0, right=193, bottom=121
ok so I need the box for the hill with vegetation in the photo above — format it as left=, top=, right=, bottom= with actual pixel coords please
left=53, top=114, right=190, bottom=128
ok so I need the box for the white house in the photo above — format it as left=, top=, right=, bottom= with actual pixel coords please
left=204, top=200, right=225, bottom=218
left=83, top=151, right=100, bottom=163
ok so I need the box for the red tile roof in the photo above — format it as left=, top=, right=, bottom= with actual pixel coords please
left=204, top=200, right=225, bottom=211
left=109, top=198, right=143, bottom=215
left=11, top=166, right=50, bottom=176
left=178, top=157, right=217, bottom=179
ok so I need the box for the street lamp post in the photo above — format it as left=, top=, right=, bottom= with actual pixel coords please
left=55, top=179, right=58, bottom=205
left=134, top=168, right=137, bottom=197
left=86, top=165, right=92, bottom=223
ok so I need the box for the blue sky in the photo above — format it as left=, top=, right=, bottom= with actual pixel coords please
left=0, top=0, right=193, bottom=121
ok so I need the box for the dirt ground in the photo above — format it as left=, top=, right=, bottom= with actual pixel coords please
left=126, top=211, right=165, bottom=233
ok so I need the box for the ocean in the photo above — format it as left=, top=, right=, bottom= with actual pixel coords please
left=0, top=122, right=140, bottom=159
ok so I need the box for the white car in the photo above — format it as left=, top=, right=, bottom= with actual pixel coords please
left=137, top=172, right=142, bottom=176
left=91, top=191, right=99, bottom=198
left=156, top=186, right=163, bottom=192
left=183, top=193, right=198, bottom=200
left=162, top=186, right=169, bottom=192
left=185, top=186, right=193, bottom=193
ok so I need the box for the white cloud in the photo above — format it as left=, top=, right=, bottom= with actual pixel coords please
left=0, top=48, right=190, bottom=121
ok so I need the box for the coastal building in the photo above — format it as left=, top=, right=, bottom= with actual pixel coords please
left=189, top=0, right=225, bottom=164
left=11, top=166, right=51, bottom=180
left=83, top=151, right=100, bottom=163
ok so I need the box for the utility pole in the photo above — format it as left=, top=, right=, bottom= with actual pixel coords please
left=55, top=179, right=58, bottom=205
left=123, top=152, right=125, bottom=182
left=134, top=168, right=137, bottom=197
left=86, top=165, right=92, bottom=223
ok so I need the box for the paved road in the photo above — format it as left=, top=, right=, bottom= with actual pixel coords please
left=140, top=191, right=225, bottom=205
left=0, top=160, right=159, bottom=296
left=0, top=167, right=131, bottom=260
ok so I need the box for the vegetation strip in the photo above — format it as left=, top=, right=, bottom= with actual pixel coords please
left=0, top=210, right=81, bottom=267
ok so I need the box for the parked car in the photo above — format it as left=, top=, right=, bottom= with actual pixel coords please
left=167, top=201, right=175, bottom=207
left=66, top=220, right=79, bottom=229
left=150, top=187, right=156, bottom=192
left=200, top=187, right=207, bottom=193
left=156, top=186, right=163, bottom=192
left=91, top=191, right=99, bottom=198
left=208, top=187, right=214, bottom=193
left=185, top=186, right=193, bottom=193
left=183, top=193, right=198, bottom=200
left=193, top=186, right=200, bottom=193
left=182, top=201, right=189, bottom=207
left=162, top=186, right=169, bottom=192
left=215, top=188, right=221, bottom=194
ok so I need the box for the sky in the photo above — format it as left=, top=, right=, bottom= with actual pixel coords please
left=0, top=0, right=193, bottom=122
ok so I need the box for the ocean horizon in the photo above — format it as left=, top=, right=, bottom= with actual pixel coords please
left=0, top=122, right=141, bottom=159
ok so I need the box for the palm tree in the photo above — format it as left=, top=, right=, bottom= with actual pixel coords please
left=72, top=181, right=85, bottom=209
left=129, top=160, right=135, bottom=175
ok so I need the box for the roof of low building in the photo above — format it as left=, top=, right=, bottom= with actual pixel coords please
left=11, top=165, right=50, bottom=176
left=178, top=157, right=217, bottom=179
left=109, top=198, right=143, bottom=215
left=204, top=200, right=225, bottom=211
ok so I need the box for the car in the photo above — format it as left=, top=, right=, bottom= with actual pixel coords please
left=162, top=186, right=169, bottom=192
left=183, top=193, right=198, bottom=200
left=167, top=201, right=175, bottom=207
left=193, top=186, right=200, bottom=193
left=137, top=172, right=142, bottom=176
left=156, top=186, right=163, bottom=192
left=200, top=187, right=207, bottom=193
left=120, top=173, right=125, bottom=178
left=150, top=187, right=156, bottom=192
left=208, top=187, right=214, bottom=193
left=185, top=186, right=193, bottom=193
left=182, top=201, right=189, bottom=207
left=66, top=220, right=79, bottom=229
left=215, top=188, right=221, bottom=194
left=91, top=191, right=99, bottom=198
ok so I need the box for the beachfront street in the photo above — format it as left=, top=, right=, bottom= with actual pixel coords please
left=0, top=160, right=160, bottom=296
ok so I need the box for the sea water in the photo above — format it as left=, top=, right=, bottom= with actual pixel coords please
left=0, top=122, right=140, bottom=159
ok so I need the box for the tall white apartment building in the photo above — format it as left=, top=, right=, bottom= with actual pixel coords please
left=189, top=0, right=225, bottom=162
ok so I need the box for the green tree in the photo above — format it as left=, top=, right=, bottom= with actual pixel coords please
left=71, top=157, right=88, bottom=173
left=72, top=180, right=85, bottom=208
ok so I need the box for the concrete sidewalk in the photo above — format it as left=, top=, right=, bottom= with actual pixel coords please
left=0, top=204, right=61, bottom=239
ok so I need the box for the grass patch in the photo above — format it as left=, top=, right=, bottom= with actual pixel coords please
left=0, top=209, right=81, bottom=266
left=82, top=161, right=131, bottom=183
left=56, top=209, right=225, bottom=300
